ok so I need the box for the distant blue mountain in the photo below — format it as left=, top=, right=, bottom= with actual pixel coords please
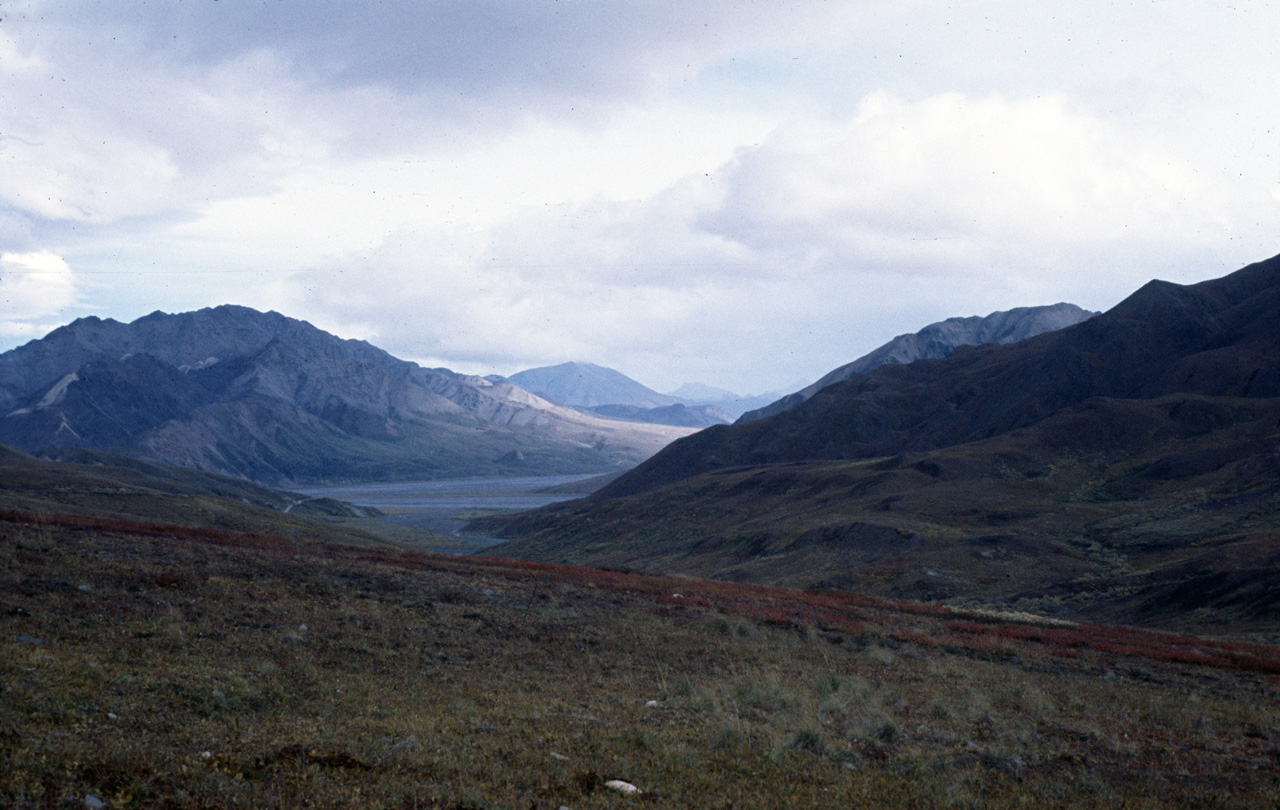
left=508, top=362, right=680, bottom=409
left=507, top=362, right=738, bottom=427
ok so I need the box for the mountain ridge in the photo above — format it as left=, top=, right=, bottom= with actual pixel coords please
left=738, top=302, right=1097, bottom=423
left=0, top=306, right=694, bottom=485
left=592, top=255, right=1280, bottom=501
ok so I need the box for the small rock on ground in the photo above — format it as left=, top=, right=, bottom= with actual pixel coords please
left=605, top=779, right=641, bottom=795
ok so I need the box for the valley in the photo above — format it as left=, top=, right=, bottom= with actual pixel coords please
left=300, top=474, right=612, bottom=554
left=484, top=255, right=1280, bottom=640
left=8, top=5, right=1280, bottom=807
left=2, top=255, right=1279, bottom=807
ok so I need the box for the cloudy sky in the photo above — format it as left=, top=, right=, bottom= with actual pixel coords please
left=1, top=1, right=1277, bottom=394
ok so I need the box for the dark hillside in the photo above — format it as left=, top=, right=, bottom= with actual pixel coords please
left=483, top=255, right=1280, bottom=635
left=486, top=393, right=1280, bottom=637
left=0, top=444, right=386, bottom=542
left=598, top=254, right=1280, bottom=500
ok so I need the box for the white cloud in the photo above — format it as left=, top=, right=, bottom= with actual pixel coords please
left=269, top=89, right=1264, bottom=393
left=0, top=42, right=332, bottom=237
left=0, top=126, right=181, bottom=223
left=167, top=102, right=776, bottom=272
left=0, top=26, right=47, bottom=74
left=0, top=251, right=79, bottom=338
left=18, top=0, right=862, bottom=103
left=0, top=1, right=795, bottom=260
left=704, top=93, right=1226, bottom=263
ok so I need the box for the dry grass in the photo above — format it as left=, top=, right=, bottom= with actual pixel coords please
left=3, top=509, right=1279, bottom=808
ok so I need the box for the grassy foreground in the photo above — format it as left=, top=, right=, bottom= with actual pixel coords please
left=3, top=509, right=1280, bottom=808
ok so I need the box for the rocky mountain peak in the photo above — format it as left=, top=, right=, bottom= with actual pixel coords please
left=0, top=307, right=693, bottom=484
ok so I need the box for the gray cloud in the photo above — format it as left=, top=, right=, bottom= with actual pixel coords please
left=2, top=1, right=1278, bottom=394
left=18, top=1, right=838, bottom=102
left=0, top=0, right=842, bottom=240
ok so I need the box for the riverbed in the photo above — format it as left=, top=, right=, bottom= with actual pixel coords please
left=298, top=473, right=605, bottom=554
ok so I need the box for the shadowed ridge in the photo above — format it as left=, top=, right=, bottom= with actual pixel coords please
left=0, top=443, right=36, bottom=462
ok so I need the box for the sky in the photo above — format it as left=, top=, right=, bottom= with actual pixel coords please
left=1, top=1, right=1277, bottom=395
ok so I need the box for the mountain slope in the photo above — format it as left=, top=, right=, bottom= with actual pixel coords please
left=0, top=307, right=693, bottom=485
left=486, top=392, right=1280, bottom=634
left=483, top=254, right=1280, bottom=633
left=9, top=476, right=1280, bottom=808
left=596, top=255, right=1280, bottom=500
left=507, top=361, right=680, bottom=409
left=739, top=303, right=1097, bottom=423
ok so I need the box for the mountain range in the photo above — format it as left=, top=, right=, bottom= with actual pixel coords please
left=483, top=254, right=1280, bottom=635
left=505, top=304, right=1096, bottom=431
left=0, top=306, right=693, bottom=485
left=585, top=260, right=1279, bottom=499
left=738, top=302, right=1097, bottom=422
left=667, top=386, right=789, bottom=420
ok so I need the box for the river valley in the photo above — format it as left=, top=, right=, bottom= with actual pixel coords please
left=299, top=473, right=607, bottom=553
